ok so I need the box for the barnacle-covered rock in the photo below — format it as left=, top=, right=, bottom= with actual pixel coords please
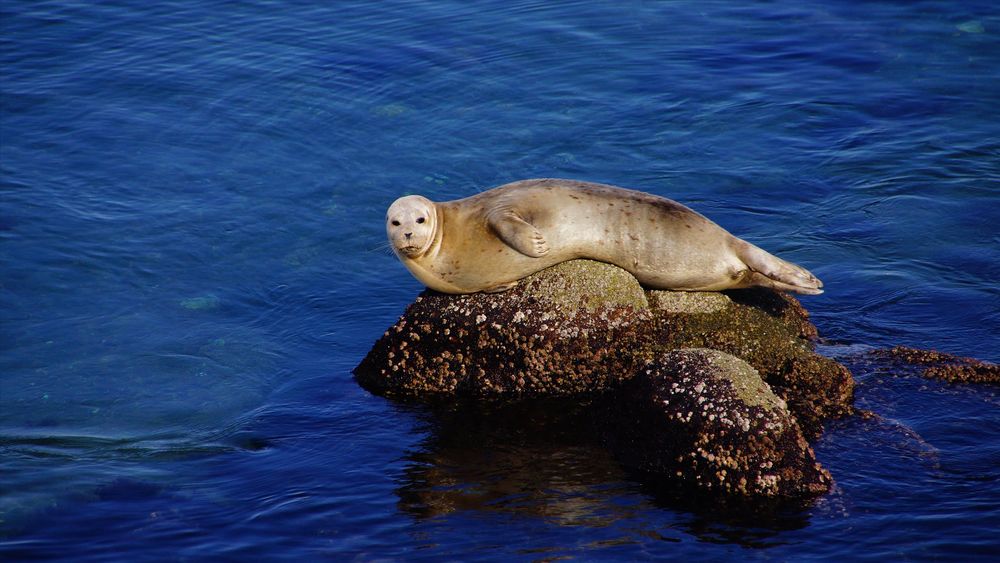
left=604, top=349, right=832, bottom=497
left=870, top=346, right=1000, bottom=384
left=354, top=260, right=652, bottom=397
left=354, top=259, right=853, bottom=433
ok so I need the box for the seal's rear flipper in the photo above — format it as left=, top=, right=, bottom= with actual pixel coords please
left=736, top=240, right=824, bottom=295
left=744, top=271, right=824, bottom=295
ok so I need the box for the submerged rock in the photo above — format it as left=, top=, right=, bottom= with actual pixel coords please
left=870, top=346, right=999, bottom=384
left=605, top=349, right=832, bottom=497
left=354, top=259, right=853, bottom=432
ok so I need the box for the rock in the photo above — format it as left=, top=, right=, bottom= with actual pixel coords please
left=604, top=349, right=832, bottom=497
left=870, top=346, right=1000, bottom=384
left=354, top=260, right=654, bottom=398
left=647, top=286, right=854, bottom=434
left=354, top=259, right=853, bottom=433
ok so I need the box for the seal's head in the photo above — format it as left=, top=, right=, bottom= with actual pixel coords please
left=386, top=195, right=437, bottom=258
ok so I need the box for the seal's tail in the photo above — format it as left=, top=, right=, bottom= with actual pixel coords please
left=735, top=240, right=824, bottom=295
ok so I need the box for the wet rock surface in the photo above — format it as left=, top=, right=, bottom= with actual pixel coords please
left=604, top=349, right=832, bottom=497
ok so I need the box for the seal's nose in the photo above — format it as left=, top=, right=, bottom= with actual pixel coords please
left=405, top=232, right=412, bottom=239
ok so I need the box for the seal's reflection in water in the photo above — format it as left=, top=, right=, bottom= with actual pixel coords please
left=393, top=399, right=815, bottom=548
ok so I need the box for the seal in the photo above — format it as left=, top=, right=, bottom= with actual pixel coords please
left=385, top=178, right=823, bottom=295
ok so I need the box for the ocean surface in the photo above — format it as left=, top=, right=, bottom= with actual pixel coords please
left=2, top=1, right=998, bottom=560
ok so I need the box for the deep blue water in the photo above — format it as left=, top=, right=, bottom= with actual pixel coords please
left=2, top=0, right=999, bottom=560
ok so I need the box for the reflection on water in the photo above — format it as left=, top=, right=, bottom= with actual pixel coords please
left=397, top=401, right=625, bottom=523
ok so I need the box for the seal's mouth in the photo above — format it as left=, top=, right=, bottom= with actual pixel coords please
left=398, top=245, right=422, bottom=257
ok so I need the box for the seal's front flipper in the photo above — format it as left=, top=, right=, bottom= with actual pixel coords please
left=487, top=209, right=550, bottom=258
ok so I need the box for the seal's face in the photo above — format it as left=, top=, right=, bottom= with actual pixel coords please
left=386, top=195, right=437, bottom=258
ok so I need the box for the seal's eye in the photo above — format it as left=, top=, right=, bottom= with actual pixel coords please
left=391, top=220, right=400, bottom=226
left=416, top=217, right=426, bottom=224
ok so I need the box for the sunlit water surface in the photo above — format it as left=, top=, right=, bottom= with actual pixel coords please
left=2, top=1, right=998, bottom=560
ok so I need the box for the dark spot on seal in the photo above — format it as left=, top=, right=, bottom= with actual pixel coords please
left=629, top=234, right=639, bottom=241
left=650, top=198, right=689, bottom=216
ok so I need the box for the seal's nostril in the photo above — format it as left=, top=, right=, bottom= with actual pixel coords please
left=405, top=232, right=412, bottom=238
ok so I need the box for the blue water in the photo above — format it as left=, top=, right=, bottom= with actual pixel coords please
left=2, top=0, right=999, bottom=559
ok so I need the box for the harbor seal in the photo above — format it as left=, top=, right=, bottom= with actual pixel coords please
left=385, top=178, right=823, bottom=295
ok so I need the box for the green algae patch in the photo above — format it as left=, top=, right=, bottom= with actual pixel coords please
left=648, top=290, right=730, bottom=314
left=523, top=259, right=648, bottom=314
left=694, top=348, right=784, bottom=411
